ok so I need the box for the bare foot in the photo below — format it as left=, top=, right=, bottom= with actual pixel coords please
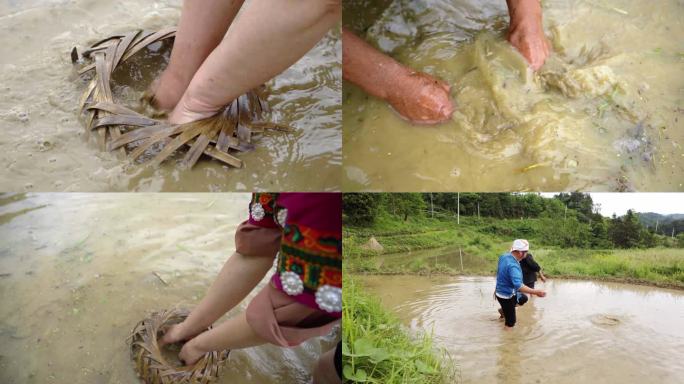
left=385, top=71, right=454, bottom=125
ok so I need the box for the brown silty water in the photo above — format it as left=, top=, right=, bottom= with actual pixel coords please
left=0, top=0, right=341, bottom=192
left=0, top=193, right=339, bottom=383
left=343, top=0, right=684, bottom=191
left=359, top=274, right=684, bottom=383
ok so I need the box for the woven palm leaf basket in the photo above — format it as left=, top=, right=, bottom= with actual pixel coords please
left=128, top=308, right=229, bottom=384
left=73, top=27, right=292, bottom=169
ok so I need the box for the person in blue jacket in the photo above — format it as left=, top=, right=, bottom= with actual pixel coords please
left=495, top=239, right=546, bottom=329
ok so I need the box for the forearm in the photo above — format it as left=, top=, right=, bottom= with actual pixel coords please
left=173, top=0, right=340, bottom=122
left=180, top=252, right=273, bottom=336
left=190, top=312, right=267, bottom=352
left=167, top=0, right=245, bottom=85
left=506, top=0, right=543, bottom=24
left=342, top=27, right=407, bottom=100
left=517, top=284, right=540, bottom=295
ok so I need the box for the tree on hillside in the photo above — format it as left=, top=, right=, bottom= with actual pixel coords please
left=555, top=193, right=594, bottom=222
left=589, top=217, right=611, bottom=248
left=384, top=193, right=425, bottom=221
left=343, top=193, right=382, bottom=226
left=608, top=210, right=643, bottom=248
left=541, top=197, right=567, bottom=219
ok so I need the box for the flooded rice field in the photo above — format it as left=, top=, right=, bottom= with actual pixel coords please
left=0, top=0, right=341, bottom=192
left=359, top=274, right=684, bottom=383
left=343, top=0, right=684, bottom=191
left=374, top=245, right=496, bottom=271
left=0, top=193, right=338, bottom=383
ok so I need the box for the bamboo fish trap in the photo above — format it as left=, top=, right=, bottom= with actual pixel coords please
left=128, top=308, right=229, bottom=384
left=74, top=27, right=293, bottom=169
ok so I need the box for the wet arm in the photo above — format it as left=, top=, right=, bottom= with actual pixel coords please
left=513, top=265, right=545, bottom=296
left=174, top=252, right=274, bottom=337
left=518, top=284, right=539, bottom=295
left=169, top=0, right=341, bottom=124
left=505, top=0, right=550, bottom=70
left=342, top=27, right=454, bottom=124
left=152, top=0, right=245, bottom=111
left=342, top=27, right=406, bottom=100
left=538, top=270, right=547, bottom=282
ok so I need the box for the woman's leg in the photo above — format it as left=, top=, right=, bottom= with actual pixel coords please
left=152, top=0, right=246, bottom=111
left=160, top=252, right=274, bottom=345
left=169, top=0, right=341, bottom=124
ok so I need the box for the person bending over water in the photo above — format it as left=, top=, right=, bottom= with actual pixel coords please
left=150, top=0, right=341, bottom=124
left=342, top=0, right=551, bottom=125
left=515, top=251, right=547, bottom=306
left=495, top=239, right=546, bottom=329
left=160, top=193, right=342, bottom=383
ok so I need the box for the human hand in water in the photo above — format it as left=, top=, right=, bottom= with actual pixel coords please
left=507, top=0, right=551, bottom=70
left=148, top=68, right=192, bottom=113
left=534, top=289, right=546, bottom=297
left=159, top=323, right=208, bottom=366
left=385, top=71, right=454, bottom=125
left=342, top=28, right=454, bottom=125
left=159, top=323, right=188, bottom=347
left=178, top=337, right=208, bottom=366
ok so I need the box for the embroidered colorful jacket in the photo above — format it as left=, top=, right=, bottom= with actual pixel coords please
left=247, top=193, right=342, bottom=317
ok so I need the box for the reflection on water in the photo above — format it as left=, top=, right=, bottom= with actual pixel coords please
left=360, top=275, right=684, bottom=383
left=0, top=0, right=341, bottom=192
left=0, top=193, right=337, bottom=383
left=377, top=246, right=495, bottom=271
left=343, top=0, right=684, bottom=191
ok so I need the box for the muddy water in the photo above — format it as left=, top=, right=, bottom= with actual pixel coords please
left=0, top=193, right=338, bottom=383
left=343, top=0, right=684, bottom=191
left=0, top=0, right=341, bottom=192
left=359, top=275, right=684, bottom=383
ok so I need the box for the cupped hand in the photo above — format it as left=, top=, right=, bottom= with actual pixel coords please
left=535, top=290, right=547, bottom=298
left=386, top=71, right=454, bottom=125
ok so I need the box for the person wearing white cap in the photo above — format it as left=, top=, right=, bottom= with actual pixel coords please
left=494, top=239, right=546, bottom=329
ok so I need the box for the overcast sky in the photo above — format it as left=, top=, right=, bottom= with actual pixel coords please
left=540, top=193, right=684, bottom=217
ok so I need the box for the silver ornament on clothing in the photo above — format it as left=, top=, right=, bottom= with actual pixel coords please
left=250, top=202, right=265, bottom=221
left=315, top=285, right=342, bottom=313
left=280, top=271, right=304, bottom=296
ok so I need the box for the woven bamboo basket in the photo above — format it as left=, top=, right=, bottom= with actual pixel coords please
left=128, top=308, right=229, bottom=384
left=74, top=27, right=293, bottom=169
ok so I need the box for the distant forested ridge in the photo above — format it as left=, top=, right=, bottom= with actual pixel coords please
left=637, top=213, right=684, bottom=237
left=343, top=193, right=684, bottom=249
